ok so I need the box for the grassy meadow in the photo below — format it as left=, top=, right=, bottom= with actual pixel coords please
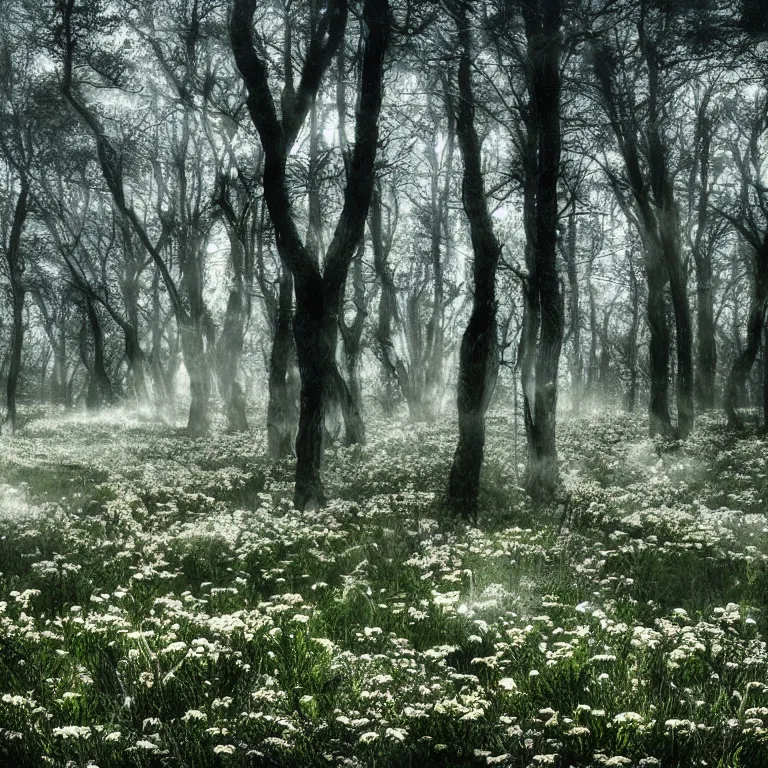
left=0, top=407, right=767, bottom=767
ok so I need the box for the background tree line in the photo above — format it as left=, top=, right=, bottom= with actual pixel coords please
left=0, top=0, right=766, bottom=515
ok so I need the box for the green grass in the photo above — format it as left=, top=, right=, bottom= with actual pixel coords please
left=0, top=407, right=766, bottom=767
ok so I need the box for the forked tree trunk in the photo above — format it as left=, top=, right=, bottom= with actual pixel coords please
left=661, top=215, right=694, bottom=438
left=592, top=17, right=694, bottom=441
left=424, top=94, right=454, bottom=417
left=232, top=0, right=389, bottom=510
left=645, top=22, right=694, bottom=439
left=120, top=322, right=147, bottom=403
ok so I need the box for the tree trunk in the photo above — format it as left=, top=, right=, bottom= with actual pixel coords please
left=599, top=309, right=612, bottom=394
left=645, top=22, right=694, bottom=439
left=522, top=0, right=564, bottom=502
left=725, top=242, right=768, bottom=429
left=3, top=184, right=28, bottom=434
left=5, top=282, right=25, bottom=433
left=626, top=249, right=640, bottom=412
left=646, top=244, right=673, bottom=436
left=692, top=105, right=717, bottom=410
left=267, top=267, right=298, bottom=460
left=119, top=229, right=149, bottom=404
left=663, top=224, right=694, bottom=438
left=695, top=257, right=717, bottom=410
left=54, top=324, right=69, bottom=406
left=565, top=202, right=581, bottom=413
left=232, top=0, right=389, bottom=510
left=293, top=278, right=331, bottom=509
left=59, top=8, right=211, bottom=436
left=122, top=323, right=147, bottom=404
left=424, top=95, right=454, bottom=418
left=218, top=284, right=249, bottom=432
left=40, top=343, right=51, bottom=402
left=370, top=181, right=399, bottom=416
left=180, top=324, right=210, bottom=437
left=176, top=212, right=212, bottom=435
left=446, top=0, right=501, bottom=520
left=763, top=319, right=768, bottom=430
left=83, top=298, right=112, bottom=409
left=339, top=245, right=366, bottom=445
left=216, top=233, right=249, bottom=432
left=587, top=274, right=598, bottom=392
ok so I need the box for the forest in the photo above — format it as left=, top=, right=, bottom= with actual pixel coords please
left=0, top=0, right=768, bottom=766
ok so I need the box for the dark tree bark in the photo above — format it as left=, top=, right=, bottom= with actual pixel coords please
left=626, top=248, right=640, bottom=412
left=339, top=244, right=367, bottom=445
left=725, top=240, right=768, bottom=428
left=446, top=0, right=501, bottom=520
left=717, top=92, right=768, bottom=428
left=267, top=266, right=299, bottom=460
left=519, top=0, right=564, bottom=501
left=370, top=179, right=400, bottom=416
left=232, top=0, right=389, bottom=510
left=689, top=89, right=718, bottom=410
left=249, top=195, right=300, bottom=461
left=592, top=5, right=694, bottom=439
left=112, top=222, right=148, bottom=403
left=3, top=182, right=29, bottom=434
left=645, top=241, right=673, bottom=435
left=82, top=297, right=113, bottom=409
left=333, top=55, right=366, bottom=446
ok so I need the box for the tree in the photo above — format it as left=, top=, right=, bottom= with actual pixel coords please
left=0, top=11, right=36, bottom=433
left=590, top=0, right=696, bottom=439
left=445, top=0, right=502, bottom=519
left=715, top=88, right=768, bottom=428
left=518, top=0, right=564, bottom=499
left=57, top=0, right=214, bottom=435
left=231, top=0, right=390, bottom=509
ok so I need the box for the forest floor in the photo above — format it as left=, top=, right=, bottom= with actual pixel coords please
left=0, top=406, right=767, bottom=768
